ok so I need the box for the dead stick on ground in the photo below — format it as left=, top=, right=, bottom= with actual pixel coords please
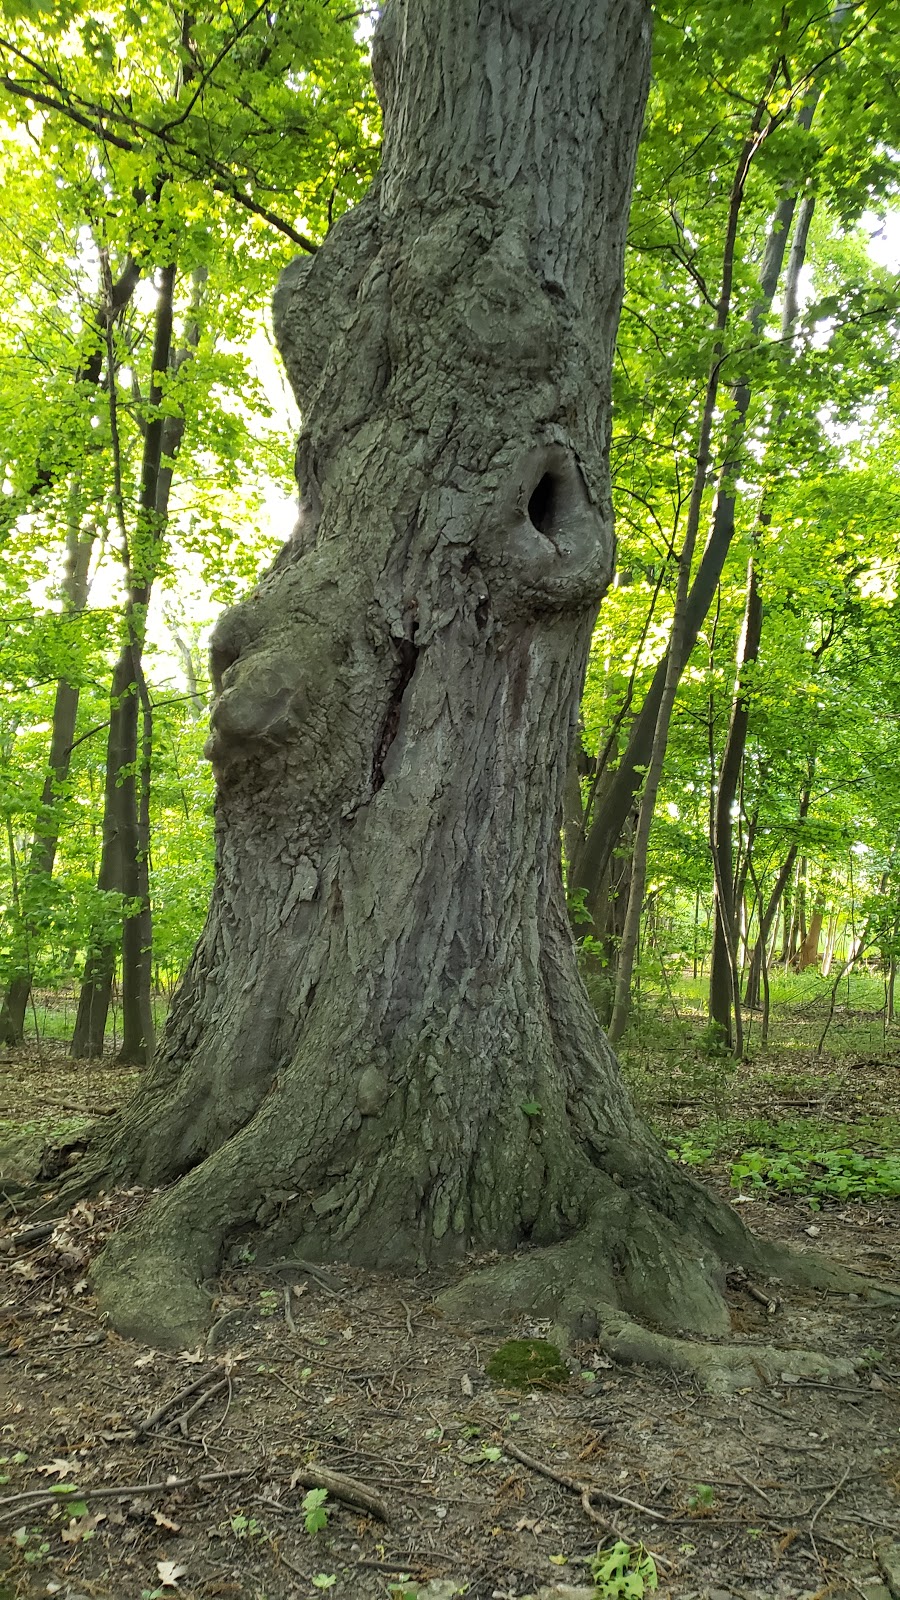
left=137, top=1365, right=225, bottom=1435
left=501, top=1438, right=669, bottom=1563
left=282, top=1284, right=297, bottom=1336
left=809, top=1465, right=850, bottom=1563
left=503, top=1439, right=670, bottom=1523
left=734, top=1469, right=773, bottom=1506
left=0, top=1468, right=251, bottom=1523
left=6, top=1220, right=56, bottom=1249
left=179, top=1377, right=230, bottom=1435
left=745, top=1283, right=778, bottom=1313
left=291, top=1464, right=390, bottom=1525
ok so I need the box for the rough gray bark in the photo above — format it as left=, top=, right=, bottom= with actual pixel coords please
left=66, top=0, right=887, bottom=1365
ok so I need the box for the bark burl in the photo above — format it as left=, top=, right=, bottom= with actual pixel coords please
left=84, top=0, right=889, bottom=1380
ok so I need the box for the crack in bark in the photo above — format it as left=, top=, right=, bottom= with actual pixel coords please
left=371, top=635, right=419, bottom=791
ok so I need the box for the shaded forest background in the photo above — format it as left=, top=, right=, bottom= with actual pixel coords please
left=0, top=0, right=899, bottom=1187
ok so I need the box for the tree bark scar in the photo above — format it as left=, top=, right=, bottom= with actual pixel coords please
left=372, top=635, right=419, bottom=791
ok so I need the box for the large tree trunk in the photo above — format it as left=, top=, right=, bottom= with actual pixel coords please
left=69, top=0, right=880, bottom=1372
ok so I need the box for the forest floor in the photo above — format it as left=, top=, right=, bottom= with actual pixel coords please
left=1, top=989, right=899, bottom=1600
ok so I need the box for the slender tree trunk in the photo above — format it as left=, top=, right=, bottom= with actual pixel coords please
left=570, top=102, right=821, bottom=916
left=71, top=264, right=204, bottom=1062
left=0, top=499, right=95, bottom=1043
left=707, top=192, right=816, bottom=1043
left=791, top=855, right=809, bottom=967
left=822, top=910, right=839, bottom=976
left=708, top=559, right=762, bottom=1047
left=606, top=70, right=781, bottom=1045
left=744, top=778, right=813, bottom=1008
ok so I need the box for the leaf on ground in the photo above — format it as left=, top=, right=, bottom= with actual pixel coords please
left=178, top=1348, right=205, bottom=1363
left=61, top=1510, right=105, bottom=1543
left=153, top=1510, right=181, bottom=1531
left=37, top=1458, right=77, bottom=1478
left=460, top=1373, right=474, bottom=1396
left=157, top=1560, right=188, bottom=1587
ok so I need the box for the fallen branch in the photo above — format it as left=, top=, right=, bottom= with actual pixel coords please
left=135, top=1364, right=226, bottom=1436
left=0, top=1467, right=251, bottom=1524
left=502, top=1437, right=645, bottom=1551
left=179, top=1376, right=230, bottom=1435
left=809, top=1465, right=850, bottom=1563
left=5, top=1220, right=56, bottom=1249
left=290, top=1463, right=390, bottom=1524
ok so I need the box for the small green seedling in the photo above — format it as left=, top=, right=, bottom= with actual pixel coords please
left=13, top=1526, right=50, bottom=1564
left=303, top=1487, right=330, bottom=1535
left=590, top=1539, right=658, bottom=1598
left=312, top=1576, right=336, bottom=1590
left=230, top=1512, right=263, bottom=1539
left=686, top=1483, right=715, bottom=1512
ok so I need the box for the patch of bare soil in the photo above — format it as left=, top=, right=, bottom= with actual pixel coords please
left=2, top=1183, right=898, bottom=1600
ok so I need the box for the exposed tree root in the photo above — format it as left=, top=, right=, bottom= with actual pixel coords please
left=91, top=1234, right=215, bottom=1351
left=589, top=1308, right=862, bottom=1393
left=84, top=1152, right=899, bottom=1376
left=436, top=1199, right=898, bottom=1393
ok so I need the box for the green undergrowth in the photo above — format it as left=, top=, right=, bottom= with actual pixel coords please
left=667, top=1118, right=900, bottom=1204
left=614, top=971, right=899, bottom=1208
left=10, top=994, right=169, bottom=1045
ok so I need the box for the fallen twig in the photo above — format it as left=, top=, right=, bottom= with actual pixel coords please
left=135, top=1365, right=226, bottom=1436
left=734, top=1469, right=773, bottom=1505
left=282, top=1283, right=297, bottom=1335
left=745, top=1282, right=779, bottom=1314
left=0, top=1467, right=251, bottom=1524
left=808, top=1466, right=851, bottom=1564
left=179, top=1376, right=230, bottom=1435
left=5, top=1220, right=56, bottom=1249
left=290, top=1463, right=390, bottom=1524
left=503, top=1438, right=669, bottom=1525
left=502, top=1437, right=656, bottom=1553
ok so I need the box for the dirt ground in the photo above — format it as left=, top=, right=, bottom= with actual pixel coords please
left=1, top=1048, right=899, bottom=1600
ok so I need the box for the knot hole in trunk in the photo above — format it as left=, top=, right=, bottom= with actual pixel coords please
left=523, top=448, right=590, bottom=549
left=528, top=472, right=559, bottom=537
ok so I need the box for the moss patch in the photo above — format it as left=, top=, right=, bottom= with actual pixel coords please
left=485, top=1338, right=569, bottom=1389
